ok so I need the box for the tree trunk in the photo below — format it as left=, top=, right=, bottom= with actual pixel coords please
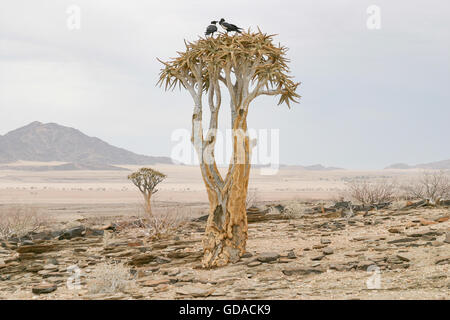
left=143, top=193, right=152, bottom=216
left=202, top=164, right=250, bottom=267
left=201, top=117, right=251, bottom=268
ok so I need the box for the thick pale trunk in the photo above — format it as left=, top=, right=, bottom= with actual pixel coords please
left=202, top=164, right=250, bottom=267
left=201, top=116, right=251, bottom=268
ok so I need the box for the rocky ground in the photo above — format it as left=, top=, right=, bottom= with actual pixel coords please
left=0, top=201, right=449, bottom=300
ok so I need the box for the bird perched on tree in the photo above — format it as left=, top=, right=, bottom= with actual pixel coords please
left=205, top=21, right=218, bottom=37
left=219, top=18, right=243, bottom=34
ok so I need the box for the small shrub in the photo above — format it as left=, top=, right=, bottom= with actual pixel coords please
left=116, top=206, right=187, bottom=240
left=87, top=262, right=135, bottom=295
left=0, top=205, right=45, bottom=240
left=400, top=170, right=450, bottom=202
left=346, top=180, right=396, bottom=205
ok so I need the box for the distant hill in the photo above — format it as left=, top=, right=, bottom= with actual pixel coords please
left=0, top=121, right=172, bottom=166
left=0, top=162, right=128, bottom=171
left=303, top=164, right=344, bottom=171
left=385, top=159, right=450, bottom=170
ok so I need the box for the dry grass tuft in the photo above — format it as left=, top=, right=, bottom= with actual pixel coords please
left=87, top=262, right=135, bottom=295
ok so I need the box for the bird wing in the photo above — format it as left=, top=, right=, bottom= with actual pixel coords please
left=206, top=25, right=217, bottom=33
left=223, top=22, right=242, bottom=31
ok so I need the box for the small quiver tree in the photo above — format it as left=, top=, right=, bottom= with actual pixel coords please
left=158, top=30, right=300, bottom=268
left=128, top=168, right=167, bottom=216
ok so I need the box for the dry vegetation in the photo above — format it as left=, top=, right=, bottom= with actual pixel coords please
left=400, top=170, right=450, bottom=202
left=0, top=205, right=46, bottom=240
left=346, top=180, right=396, bottom=205
left=345, top=170, right=450, bottom=205
left=87, top=262, right=135, bottom=295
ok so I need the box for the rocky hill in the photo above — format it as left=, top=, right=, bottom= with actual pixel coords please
left=0, top=122, right=172, bottom=166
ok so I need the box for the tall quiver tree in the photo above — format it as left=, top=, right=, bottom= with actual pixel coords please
left=158, top=31, right=300, bottom=268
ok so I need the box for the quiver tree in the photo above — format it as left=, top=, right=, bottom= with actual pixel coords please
left=128, top=168, right=167, bottom=216
left=158, top=31, right=300, bottom=268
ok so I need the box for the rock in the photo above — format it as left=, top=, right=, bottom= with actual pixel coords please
left=58, top=226, right=85, bottom=240
left=17, top=243, right=59, bottom=254
left=435, top=216, right=449, bottom=223
left=257, top=252, right=280, bottom=263
left=320, top=238, right=331, bottom=245
left=287, top=250, right=296, bottom=259
left=387, top=238, right=418, bottom=244
left=128, top=253, right=156, bottom=266
left=155, top=256, right=171, bottom=264
left=357, top=260, right=375, bottom=270
left=322, top=248, right=334, bottom=255
left=282, top=267, right=324, bottom=276
left=85, top=228, right=104, bottom=237
left=176, top=285, right=214, bottom=297
left=396, top=254, right=411, bottom=262
left=388, top=228, right=401, bottom=234
left=444, top=232, right=450, bottom=244
left=241, top=252, right=253, bottom=258
left=140, top=279, right=171, bottom=287
left=419, top=219, right=438, bottom=226
left=247, top=261, right=262, bottom=267
left=26, top=264, right=44, bottom=272
left=435, top=257, right=450, bottom=265
left=311, top=255, right=325, bottom=261
left=32, top=283, right=57, bottom=294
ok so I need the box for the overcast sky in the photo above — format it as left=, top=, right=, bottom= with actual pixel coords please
left=0, top=0, right=449, bottom=169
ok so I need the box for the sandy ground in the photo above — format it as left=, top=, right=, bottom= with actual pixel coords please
left=0, top=163, right=424, bottom=205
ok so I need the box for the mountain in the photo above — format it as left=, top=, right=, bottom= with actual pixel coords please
left=385, top=159, right=450, bottom=170
left=384, top=163, right=412, bottom=169
left=303, top=164, right=344, bottom=171
left=0, top=121, right=172, bottom=166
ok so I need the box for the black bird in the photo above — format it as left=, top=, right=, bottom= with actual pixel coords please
left=205, top=21, right=218, bottom=37
left=219, top=18, right=243, bottom=34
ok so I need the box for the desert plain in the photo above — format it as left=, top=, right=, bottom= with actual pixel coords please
left=0, top=162, right=448, bottom=300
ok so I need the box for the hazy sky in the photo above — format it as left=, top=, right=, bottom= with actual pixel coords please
left=1, top=0, right=449, bottom=169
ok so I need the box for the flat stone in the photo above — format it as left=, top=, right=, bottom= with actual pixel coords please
left=387, top=238, right=418, bottom=244
left=388, top=228, right=402, bottom=234
left=357, top=260, right=376, bottom=270
left=58, top=226, right=85, bottom=240
left=435, top=257, right=450, bottom=265
left=32, top=283, right=57, bottom=294
left=282, top=267, right=324, bottom=276
left=311, top=255, right=325, bottom=261
left=320, top=238, right=331, bottom=245
left=128, top=253, right=156, bottom=266
left=247, top=261, right=262, bottom=267
left=257, top=252, right=280, bottom=263
left=323, top=248, right=334, bottom=255
left=141, top=279, right=171, bottom=287
left=176, top=285, right=214, bottom=297
left=17, top=243, right=59, bottom=254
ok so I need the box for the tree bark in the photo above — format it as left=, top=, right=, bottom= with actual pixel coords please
left=201, top=117, right=251, bottom=268
left=143, top=193, right=152, bottom=216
